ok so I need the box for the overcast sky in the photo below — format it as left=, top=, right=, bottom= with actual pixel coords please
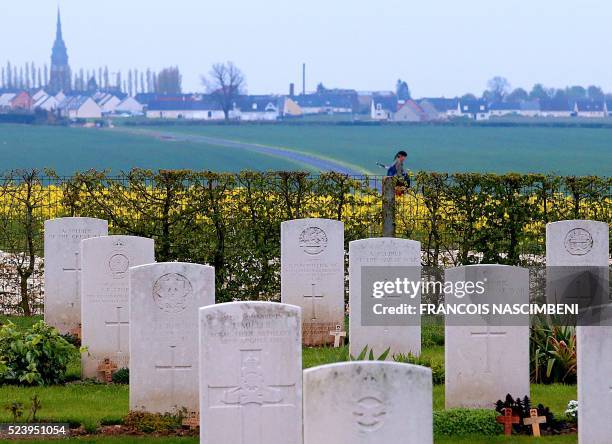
left=2, top=0, right=610, bottom=96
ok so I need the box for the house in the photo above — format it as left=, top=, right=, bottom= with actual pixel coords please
left=235, top=96, right=280, bottom=121
left=393, top=99, right=427, bottom=122
left=292, top=92, right=357, bottom=115
left=55, top=91, right=66, bottom=103
left=538, top=99, right=572, bottom=118
left=31, top=89, right=48, bottom=102
left=115, top=97, right=144, bottom=115
left=34, top=95, right=59, bottom=111
left=94, top=93, right=122, bottom=114
left=0, top=93, right=16, bottom=111
left=280, top=97, right=303, bottom=117
left=10, top=91, right=33, bottom=111
left=458, top=100, right=490, bottom=120
left=574, top=100, right=605, bottom=118
left=420, top=98, right=460, bottom=118
left=489, top=102, right=521, bottom=117
left=605, top=100, right=612, bottom=117
left=370, top=94, right=398, bottom=120
left=519, top=100, right=540, bottom=117
left=58, top=96, right=103, bottom=119
left=145, top=97, right=226, bottom=120
left=418, top=100, right=443, bottom=120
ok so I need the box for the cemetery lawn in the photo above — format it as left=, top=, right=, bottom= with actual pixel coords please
left=0, top=317, right=578, bottom=443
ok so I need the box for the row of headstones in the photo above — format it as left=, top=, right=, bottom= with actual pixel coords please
left=43, top=217, right=609, bottom=443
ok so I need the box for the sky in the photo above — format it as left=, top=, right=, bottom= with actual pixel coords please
left=1, top=0, right=611, bottom=96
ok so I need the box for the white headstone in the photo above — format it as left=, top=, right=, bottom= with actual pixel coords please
left=43, top=217, right=108, bottom=334
left=81, top=235, right=155, bottom=380
left=445, top=264, right=530, bottom=408
left=281, top=218, right=344, bottom=345
left=130, top=262, right=214, bottom=413
left=546, top=220, right=609, bottom=444
left=199, top=302, right=302, bottom=444
left=349, top=238, right=421, bottom=358
left=304, top=361, right=433, bottom=444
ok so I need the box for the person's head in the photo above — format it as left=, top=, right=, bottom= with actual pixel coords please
left=395, top=150, right=408, bottom=163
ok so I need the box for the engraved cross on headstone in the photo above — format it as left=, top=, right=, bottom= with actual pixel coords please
left=303, top=283, right=323, bottom=321
left=62, top=251, right=81, bottom=306
left=105, top=306, right=129, bottom=353
left=208, top=350, right=296, bottom=444
left=155, top=345, right=192, bottom=398
left=470, top=326, right=506, bottom=373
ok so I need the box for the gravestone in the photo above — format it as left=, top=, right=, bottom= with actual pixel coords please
left=303, top=361, right=433, bottom=443
left=281, top=218, right=344, bottom=346
left=445, top=265, right=530, bottom=408
left=130, top=262, right=214, bottom=413
left=546, top=220, right=609, bottom=444
left=349, top=238, right=421, bottom=358
left=80, top=235, right=155, bottom=380
left=199, top=302, right=302, bottom=444
left=43, top=217, right=108, bottom=335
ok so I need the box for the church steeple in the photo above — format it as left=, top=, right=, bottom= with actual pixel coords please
left=49, top=7, right=71, bottom=93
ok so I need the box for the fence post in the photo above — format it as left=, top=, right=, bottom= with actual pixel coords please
left=382, top=177, right=396, bottom=237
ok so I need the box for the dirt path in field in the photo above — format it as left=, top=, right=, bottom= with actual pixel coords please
left=113, top=127, right=365, bottom=175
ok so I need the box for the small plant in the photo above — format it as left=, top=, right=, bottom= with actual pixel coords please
left=565, top=400, right=578, bottom=423
left=393, top=352, right=444, bottom=385
left=341, top=345, right=390, bottom=361
left=530, top=317, right=577, bottom=384
left=0, top=321, right=78, bottom=385
left=5, top=402, right=24, bottom=422
left=124, top=408, right=186, bottom=433
left=27, top=395, right=42, bottom=422
left=112, top=367, right=129, bottom=384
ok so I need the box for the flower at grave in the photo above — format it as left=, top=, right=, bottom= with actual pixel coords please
left=565, top=400, right=578, bottom=420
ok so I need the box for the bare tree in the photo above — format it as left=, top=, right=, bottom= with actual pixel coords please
left=202, top=62, right=246, bottom=120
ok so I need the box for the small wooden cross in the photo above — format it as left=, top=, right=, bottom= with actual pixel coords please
left=182, top=411, right=199, bottom=430
left=97, top=358, right=118, bottom=383
left=329, top=325, right=346, bottom=348
left=523, top=408, right=547, bottom=437
left=496, top=408, right=520, bottom=436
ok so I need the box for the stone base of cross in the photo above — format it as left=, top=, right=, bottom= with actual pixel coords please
left=97, top=358, right=118, bottom=383
left=329, top=325, right=347, bottom=348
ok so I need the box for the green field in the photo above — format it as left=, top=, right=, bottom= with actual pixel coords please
left=0, top=122, right=611, bottom=175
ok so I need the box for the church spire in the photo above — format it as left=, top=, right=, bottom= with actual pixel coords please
left=56, top=8, right=63, bottom=40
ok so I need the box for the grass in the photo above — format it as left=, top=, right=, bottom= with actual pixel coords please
left=0, top=316, right=577, bottom=443
left=1, top=122, right=611, bottom=175
left=146, top=124, right=612, bottom=176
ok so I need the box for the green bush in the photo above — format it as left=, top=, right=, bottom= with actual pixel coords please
left=433, top=409, right=502, bottom=436
left=123, top=410, right=185, bottom=433
left=393, top=353, right=444, bottom=385
left=530, top=317, right=576, bottom=384
left=422, top=322, right=444, bottom=347
left=0, top=321, right=78, bottom=385
left=112, top=368, right=129, bottom=384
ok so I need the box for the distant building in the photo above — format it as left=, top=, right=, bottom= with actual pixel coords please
left=458, top=100, right=490, bottom=120
left=48, top=9, right=71, bottom=94
left=146, top=97, right=226, bottom=120
left=0, top=93, right=17, bottom=111
left=235, top=96, right=280, bottom=121
left=489, top=102, right=521, bottom=117
left=292, top=92, right=357, bottom=114
left=371, top=94, right=397, bottom=120
left=574, top=100, right=605, bottom=118
left=10, top=91, right=32, bottom=111
left=115, top=97, right=144, bottom=115
left=419, top=98, right=460, bottom=119
left=538, top=99, right=572, bottom=118
left=281, top=97, right=303, bottom=117
left=519, top=100, right=540, bottom=117
left=34, top=94, right=59, bottom=111
left=394, top=99, right=427, bottom=122
left=605, top=100, right=612, bottom=117
left=93, top=92, right=121, bottom=114
left=58, top=96, right=102, bottom=119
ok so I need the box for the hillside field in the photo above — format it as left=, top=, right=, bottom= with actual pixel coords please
left=0, top=122, right=611, bottom=175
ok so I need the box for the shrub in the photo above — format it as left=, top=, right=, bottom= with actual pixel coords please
left=495, top=394, right=567, bottom=435
left=422, top=322, right=444, bottom=347
left=393, top=353, right=444, bottom=385
left=565, top=400, right=578, bottom=424
left=530, top=318, right=576, bottom=384
left=112, top=367, right=129, bottom=384
left=341, top=345, right=390, bottom=361
left=0, top=321, right=78, bottom=385
left=433, top=409, right=502, bottom=436
left=123, top=410, right=185, bottom=433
